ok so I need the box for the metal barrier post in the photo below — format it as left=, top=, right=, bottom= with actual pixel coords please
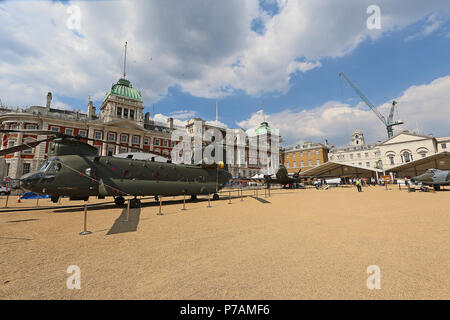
left=264, top=188, right=267, bottom=198
left=80, top=204, right=92, bottom=235
left=4, top=193, right=9, bottom=208
left=256, top=188, right=258, bottom=197
left=181, top=193, right=187, bottom=211
left=240, top=188, right=243, bottom=201
left=158, top=196, right=164, bottom=215
left=228, top=191, right=232, bottom=204
left=207, top=193, right=212, bottom=208
left=36, top=195, right=39, bottom=207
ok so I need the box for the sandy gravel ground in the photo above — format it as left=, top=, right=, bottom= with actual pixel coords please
left=0, top=186, right=449, bottom=299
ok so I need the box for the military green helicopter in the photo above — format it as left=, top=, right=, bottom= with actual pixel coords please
left=0, top=129, right=232, bottom=207
left=410, top=168, right=450, bottom=191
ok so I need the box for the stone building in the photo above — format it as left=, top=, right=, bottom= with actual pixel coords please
left=281, top=141, right=330, bottom=174
left=328, top=129, right=450, bottom=171
left=0, top=77, right=175, bottom=179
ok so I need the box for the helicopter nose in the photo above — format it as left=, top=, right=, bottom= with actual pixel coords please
left=19, top=172, right=41, bottom=190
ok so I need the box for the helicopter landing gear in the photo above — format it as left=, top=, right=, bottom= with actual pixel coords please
left=212, top=193, right=219, bottom=201
left=114, top=196, right=125, bottom=206
left=51, top=196, right=59, bottom=203
left=154, top=195, right=159, bottom=202
left=433, top=185, right=441, bottom=191
left=130, top=197, right=141, bottom=208
left=190, top=195, right=197, bottom=201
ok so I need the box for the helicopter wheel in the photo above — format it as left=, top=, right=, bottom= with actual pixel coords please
left=154, top=195, right=159, bottom=202
left=190, top=195, right=197, bottom=201
left=114, top=196, right=125, bottom=206
left=51, top=196, right=59, bottom=203
left=212, top=193, right=219, bottom=201
left=433, top=185, right=441, bottom=191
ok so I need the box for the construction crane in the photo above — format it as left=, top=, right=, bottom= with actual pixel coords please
left=339, top=72, right=403, bottom=138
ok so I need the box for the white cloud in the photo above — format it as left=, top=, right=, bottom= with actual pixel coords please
left=0, top=0, right=449, bottom=107
left=169, top=110, right=197, bottom=120
left=405, top=14, right=443, bottom=41
left=238, top=75, right=450, bottom=146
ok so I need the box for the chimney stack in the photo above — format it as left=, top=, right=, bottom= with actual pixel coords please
left=167, top=117, right=174, bottom=129
left=87, top=101, right=96, bottom=119
left=46, top=92, right=52, bottom=109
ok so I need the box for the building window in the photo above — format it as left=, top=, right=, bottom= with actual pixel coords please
left=95, top=131, right=102, bottom=139
left=117, top=107, right=122, bottom=117
left=293, top=161, right=296, bottom=168
left=23, top=163, right=31, bottom=174
left=50, top=126, right=60, bottom=132
left=366, top=162, right=370, bottom=167
left=420, top=153, right=426, bottom=158
left=286, top=163, right=290, bottom=168
left=108, top=133, right=116, bottom=141
left=121, top=134, right=128, bottom=143
left=389, top=156, right=394, bottom=165
left=402, top=152, right=412, bottom=163
left=357, top=153, right=361, bottom=158
left=307, top=151, right=311, bottom=156
left=107, top=147, right=115, bottom=156
left=163, top=139, right=168, bottom=147
left=330, top=156, right=333, bottom=161
left=154, top=138, right=160, bottom=146
left=308, top=160, right=312, bottom=166
left=300, top=161, right=304, bottom=167
left=144, top=137, right=149, bottom=145
left=26, top=124, right=37, bottom=129
left=365, top=152, right=369, bottom=158
left=132, top=136, right=139, bottom=144
left=130, top=110, right=135, bottom=120
left=65, top=128, right=74, bottom=136
left=358, top=162, right=362, bottom=166
left=350, top=154, right=353, bottom=159
left=171, top=141, right=175, bottom=147
left=315, top=150, right=319, bottom=155
left=120, top=147, right=127, bottom=153
left=442, top=143, right=447, bottom=149
left=123, top=108, right=128, bottom=118
left=8, top=141, right=14, bottom=148
left=316, top=159, right=320, bottom=165
left=23, top=141, right=33, bottom=154
left=78, top=130, right=87, bottom=137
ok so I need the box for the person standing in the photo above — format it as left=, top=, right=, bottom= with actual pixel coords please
left=356, top=179, right=362, bottom=192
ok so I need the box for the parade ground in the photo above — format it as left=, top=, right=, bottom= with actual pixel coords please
left=0, top=186, right=448, bottom=299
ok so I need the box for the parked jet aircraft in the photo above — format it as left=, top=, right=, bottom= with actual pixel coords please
left=410, top=168, right=450, bottom=191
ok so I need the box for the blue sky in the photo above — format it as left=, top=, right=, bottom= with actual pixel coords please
left=1, top=0, right=450, bottom=145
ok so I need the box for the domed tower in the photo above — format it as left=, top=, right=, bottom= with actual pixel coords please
left=351, top=129, right=365, bottom=146
left=100, top=78, right=144, bottom=125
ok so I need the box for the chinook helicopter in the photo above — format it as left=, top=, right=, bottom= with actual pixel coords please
left=410, top=168, right=450, bottom=191
left=0, top=129, right=232, bottom=207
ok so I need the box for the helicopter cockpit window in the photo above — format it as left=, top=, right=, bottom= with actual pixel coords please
left=47, top=161, right=62, bottom=174
left=39, top=160, right=51, bottom=172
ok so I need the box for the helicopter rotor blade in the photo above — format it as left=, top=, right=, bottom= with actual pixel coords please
left=0, top=137, right=54, bottom=157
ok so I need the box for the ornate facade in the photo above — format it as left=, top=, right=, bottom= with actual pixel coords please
left=0, top=78, right=174, bottom=179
